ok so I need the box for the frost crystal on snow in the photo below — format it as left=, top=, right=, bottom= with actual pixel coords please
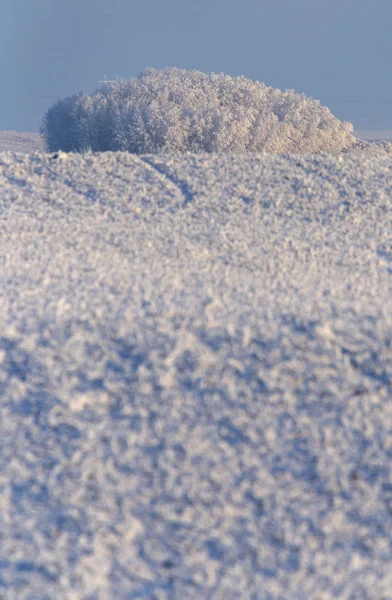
left=0, top=150, right=392, bottom=598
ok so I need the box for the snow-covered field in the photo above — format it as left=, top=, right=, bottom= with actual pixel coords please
left=355, top=129, right=392, bottom=141
left=0, top=130, right=44, bottom=153
left=0, top=148, right=392, bottom=598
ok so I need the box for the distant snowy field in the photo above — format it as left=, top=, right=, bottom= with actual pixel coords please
left=355, top=129, right=392, bottom=140
left=0, top=130, right=44, bottom=153
left=1, top=148, right=392, bottom=599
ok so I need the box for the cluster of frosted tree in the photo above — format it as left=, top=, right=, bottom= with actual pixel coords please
left=41, top=68, right=355, bottom=154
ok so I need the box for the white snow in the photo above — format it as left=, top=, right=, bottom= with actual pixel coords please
left=0, top=130, right=44, bottom=153
left=355, top=129, right=392, bottom=141
left=0, top=149, right=392, bottom=598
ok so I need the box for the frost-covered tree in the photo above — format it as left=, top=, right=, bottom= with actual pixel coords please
left=41, top=67, right=356, bottom=153
left=40, top=95, right=80, bottom=153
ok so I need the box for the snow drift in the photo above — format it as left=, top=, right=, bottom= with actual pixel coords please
left=41, top=67, right=355, bottom=154
left=0, top=150, right=392, bottom=598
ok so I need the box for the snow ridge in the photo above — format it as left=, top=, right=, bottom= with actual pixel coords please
left=0, top=150, right=392, bottom=598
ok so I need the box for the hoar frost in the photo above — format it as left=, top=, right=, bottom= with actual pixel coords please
left=41, top=67, right=355, bottom=154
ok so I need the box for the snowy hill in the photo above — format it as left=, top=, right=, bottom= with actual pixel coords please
left=0, top=150, right=392, bottom=598
left=0, top=130, right=44, bottom=153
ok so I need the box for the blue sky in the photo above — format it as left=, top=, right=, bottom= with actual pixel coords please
left=0, top=0, right=390, bottom=132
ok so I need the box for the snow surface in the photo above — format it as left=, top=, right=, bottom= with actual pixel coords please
left=0, top=150, right=392, bottom=599
left=355, top=130, right=392, bottom=141
left=0, top=131, right=44, bottom=153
